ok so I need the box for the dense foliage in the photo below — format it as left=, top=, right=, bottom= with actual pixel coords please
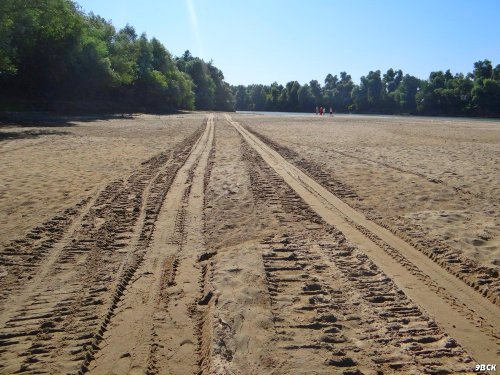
left=0, top=0, right=234, bottom=112
left=1, top=1, right=498, bottom=117
left=234, top=61, right=500, bottom=117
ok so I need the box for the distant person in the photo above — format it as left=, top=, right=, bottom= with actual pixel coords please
left=316, top=106, right=319, bottom=115
left=329, top=107, right=333, bottom=116
left=320, top=106, right=323, bottom=115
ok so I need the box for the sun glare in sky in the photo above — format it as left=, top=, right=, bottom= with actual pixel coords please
left=76, top=0, right=500, bottom=86
left=185, top=0, right=203, bottom=57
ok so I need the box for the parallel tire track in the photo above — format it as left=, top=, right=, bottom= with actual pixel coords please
left=227, top=114, right=499, bottom=366
left=0, top=197, right=91, bottom=305
left=247, top=129, right=500, bottom=306
left=241, top=138, right=472, bottom=374
left=87, top=114, right=214, bottom=375
left=0, top=122, right=206, bottom=374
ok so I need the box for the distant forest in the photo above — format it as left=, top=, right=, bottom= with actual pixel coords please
left=234, top=61, right=500, bottom=117
left=0, top=0, right=234, bottom=112
left=1, top=1, right=499, bottom=117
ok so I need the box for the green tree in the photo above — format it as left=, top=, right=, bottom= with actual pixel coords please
left=417, top=71, right=446, bottom=114
left=286, top=81, right=300, bottom=112
left=473, top=60, right=493, bottom=81
left=383, top=68, right=403, bottom=112
left=493, top=64, right=500, bottom=80
left=182, top=58, right=215, bottom=109
left=472, top=79, right=500, bottom=115
left=309, top=80, right=322, bottom=105
left=0, top=0, right=17, bottom=75
left=109, top=25, right=139, bottom=86
left=393, top=74, right=420, bottom=113
left=249, top=84, right=266, bottom=110
left=207, top=62, right=234, bottom=110
left=234, top=85, right=249, bottom=110
left=298, top=84, right=315, bottom=112
left=366, top=70, right=384, bottom=110
left=5, top=0, right=85, bottom=98
left=266, top=82, right=282, bottom=110
left=324, top=74, right=338, bottom=91
left=71, top=13, right=116, bottom=98
left=337, top=72, right=354, bottom=112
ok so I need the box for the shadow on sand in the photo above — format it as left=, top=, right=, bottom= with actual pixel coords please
left=0, top=112, right=137, bottom=129
left=0, top=112, right=135, bottom=141
left=0, top=110, right=190, bottom=142
left=0, top=129, right=72, bottom=141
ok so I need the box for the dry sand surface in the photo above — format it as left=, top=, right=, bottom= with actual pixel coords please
left=0, top=113, right=204, bottom=240
left=236, top=113, right=500, bottom=269
left=0, top=112, right=498, bottom=374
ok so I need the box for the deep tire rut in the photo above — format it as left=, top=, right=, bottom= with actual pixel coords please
left=248, top=129, right=500, bottom=306
left=240, top=138, right=472, bottom=374
left=1, top=114, right=497, bottom=374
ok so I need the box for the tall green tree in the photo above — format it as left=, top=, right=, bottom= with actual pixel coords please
left=298, top=84, right=315, bottom=111
left=5, top=0, right=85, bottom=98
left=337, top=72, right=354, bottom=112
left=180, top=57, right=215, bottom=109
left=207, top=62, right=234, bottom=111
left=285, top=81, right=300, bottom=111
left=0, top=1, right=203, bottom=111
left=393, top=74, right=421, bottom=113
left=309, top=80, right=322, bottom=105
left=249, top=84, right=266, bottom=110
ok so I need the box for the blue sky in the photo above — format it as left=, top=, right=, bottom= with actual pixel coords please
left=77, top=0, right=500, bottom=86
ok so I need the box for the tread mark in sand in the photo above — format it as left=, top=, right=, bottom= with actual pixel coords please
left=227, top=113, right=499, bottom=366
left=242, top=139, right=471, bottom=373
left=248, top=128, right=500, bottom=307
left=84, top=114, right=214, bottom=375
left=0, top=120, right=207, bottom=374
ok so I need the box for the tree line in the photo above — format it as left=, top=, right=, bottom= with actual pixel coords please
left=0, top=0, right=234, bottom=112
left=1, top=1, right=498, bottom=117
left=233, top=60, right=500, bottom=117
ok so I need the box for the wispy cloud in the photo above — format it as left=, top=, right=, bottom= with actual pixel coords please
left=186, top=0, right=204, bottom=57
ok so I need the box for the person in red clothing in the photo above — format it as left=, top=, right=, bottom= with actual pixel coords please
left=319, top=106, right=323, bottom=115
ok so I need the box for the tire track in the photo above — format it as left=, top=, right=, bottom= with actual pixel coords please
left=203, top=122, right=278, bottom=374
left=0, top=197, right=91, bottom=305
left=87, top=114, right=214, bottom=375
left=0, top=122, right=206, bottom=374
left=247, top=128, right=500, bottom=305
left=227, top=113, right=499, bottom=365
left=267, top=134, right=498, bottom=204
left=241, top=138, right=472, bottom=373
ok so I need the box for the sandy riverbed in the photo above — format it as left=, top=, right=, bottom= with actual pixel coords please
left=0, top=113, right=204, bottom=242
left=236, top=113, right=500, bottom=269
left=0, top=112, right=497, bottom=374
